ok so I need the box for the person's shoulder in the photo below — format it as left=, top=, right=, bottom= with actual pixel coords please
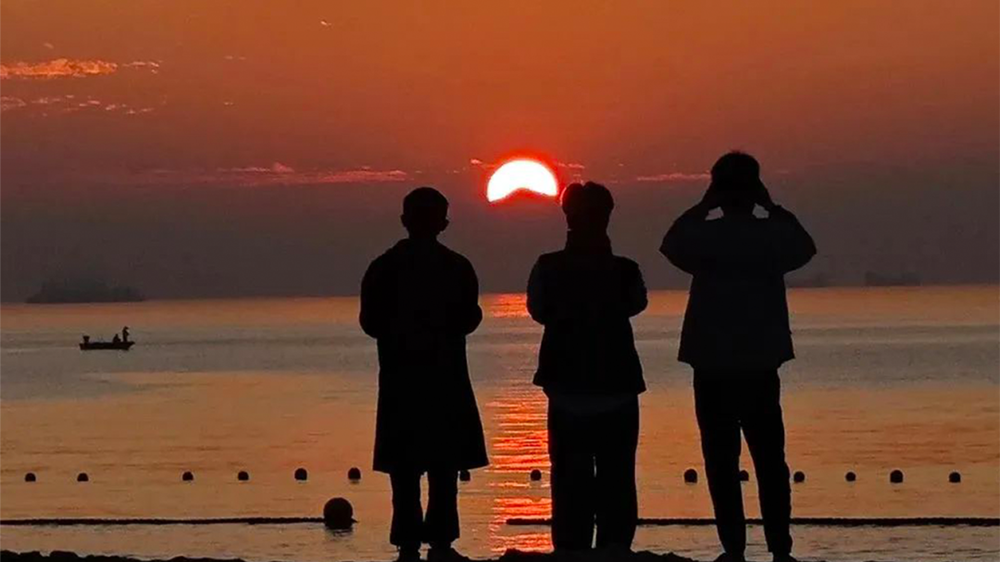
left=367, top=241, right=405, bottom=269
left=534, top=249, right=567, bottom=267
left=437, top=243, right=477, bottom=270
left=613, top=255, right=642, bottom=272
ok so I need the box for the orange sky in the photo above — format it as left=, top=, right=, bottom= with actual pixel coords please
left=3, top=1, right=997, bottom=179
left=1, top=1, right=997, bottom=298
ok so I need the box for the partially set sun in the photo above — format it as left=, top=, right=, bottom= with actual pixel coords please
left=486, top=159, right=559, bottom=203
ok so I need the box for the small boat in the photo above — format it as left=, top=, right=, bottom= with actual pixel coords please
left=80, top=330, right=135, bottom=351
left=80, top=340, right=135, bottom=351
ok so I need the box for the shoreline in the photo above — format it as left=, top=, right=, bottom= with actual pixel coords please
left=0, top=550, right=899, bottom=562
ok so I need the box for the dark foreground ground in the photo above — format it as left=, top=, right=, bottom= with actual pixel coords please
left=0, top=550, right=910, bottom=562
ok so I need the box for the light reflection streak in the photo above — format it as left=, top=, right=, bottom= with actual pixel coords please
left=486, top=379, right=553, bottom=552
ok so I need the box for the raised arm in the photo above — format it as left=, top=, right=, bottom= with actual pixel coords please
left=660, top=201, right=714, bottom=275
left=766, top=205, right=817, bottom=273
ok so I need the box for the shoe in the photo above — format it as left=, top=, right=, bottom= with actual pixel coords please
left=427, top=546, right=471, bottom=562
left=772, top=555, right=798, bottom=562
left=396, top=546, right=421, bottom=562
left=713, top=553, right=746, bottom=562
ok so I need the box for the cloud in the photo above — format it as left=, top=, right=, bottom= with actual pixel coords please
left=130, top=164, right=409, bottom=187
left=0, top=96, right=27, bottom=112
left=0, top=94, right=155, bottom=115
left=0, top=58, right=160, bottom=80
left=222, top=162, right=296, bottom=174
left=634, top=172, right=710, bottom=183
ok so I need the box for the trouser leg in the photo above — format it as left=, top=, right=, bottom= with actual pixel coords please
left=425, top=469, right=460, bottom=547
left=595, top=398, right=639, bottom=550
left=548, top=403, right=596, bottom=550
left=742, top=371, right=793, bottom=556
left=694, top=371, right=746, bottom=556
left=389, top=471, right=423, bottom=549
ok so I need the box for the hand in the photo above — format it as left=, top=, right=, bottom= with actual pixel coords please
left=699, top=183, right=724, bottom=210
left=755, top=180, right=776, bottom=211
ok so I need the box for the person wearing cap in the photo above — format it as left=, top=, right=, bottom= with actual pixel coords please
left=360, top=187, right=488, bottom=562
left=526, top=181, right=648, bottom=554
left=661, top=151, right=816, bottom=562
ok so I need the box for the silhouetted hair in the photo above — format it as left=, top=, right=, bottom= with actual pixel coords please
left=560, top=181, right=614, bottom=231
left=402, top=187, right=449, bottom=237
left=710, top=151, right=760, bottom=210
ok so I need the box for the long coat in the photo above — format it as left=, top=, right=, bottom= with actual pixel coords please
left=661, top=206, right=816, bottom=370
left=360, top=238, right=489, bottom=473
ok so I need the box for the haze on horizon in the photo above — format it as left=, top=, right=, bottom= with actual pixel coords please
left=1, top=1, right=997, bottom=301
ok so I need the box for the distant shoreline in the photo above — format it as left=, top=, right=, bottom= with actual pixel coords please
left=2, top=282, right=998, bottom=306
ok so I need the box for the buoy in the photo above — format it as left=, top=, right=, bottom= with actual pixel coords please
left=323, top=497, right=355, bottom=530
left=845, top=471, right=857, bottom=482
left=683, top=468, right=698, bottom=483
left=77, top=473, right=89, bottom=482
left=890, top=469, right=904, bottom=484
left=237, top=470, right=250, bottom=481
left=182, top=471, right=194, bottom=482
left=793, top=471, right=805, bottom=483
left=24, top=472, right=36, bottom=483
left=459, top=469, right=471, bottom=482
left=294, top=467, right=308, bottom=481
left=739, top=469, right=749, bottom=482
left=347, top=467, right=362, bottom=481
left=530, top=469, right=542, bottom=481
left=949, top=471, right=961, bottom=483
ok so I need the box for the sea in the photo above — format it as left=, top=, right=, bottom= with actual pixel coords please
left=1, top=286, right=998, bottom=562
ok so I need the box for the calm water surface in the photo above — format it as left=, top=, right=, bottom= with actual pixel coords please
left=1, top=287, right=998, bottom=561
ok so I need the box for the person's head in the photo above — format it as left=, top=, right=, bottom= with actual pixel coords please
left=401, top=187, right=449, bottom=239
left=710, top=151, right=761, bottom=215
left=560, top=181, right=614, bottom=233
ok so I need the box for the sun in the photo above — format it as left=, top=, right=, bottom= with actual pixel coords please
left=487, top=158, right=559, bottom=203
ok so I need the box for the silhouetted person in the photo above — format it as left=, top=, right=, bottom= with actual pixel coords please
left=122, top=326, right=130, bottom=343
left=661, top=152, right=816, bottom=562
left=112, top=333, right=121, bottom=344
left=527, top=182, right=647, bottom=554
left=360, top=187, right=488, bottom=562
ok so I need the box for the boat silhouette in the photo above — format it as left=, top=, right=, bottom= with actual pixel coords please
left=79, top=330, right=134, bottom=351
left=79, top=340, right=135, bottom=351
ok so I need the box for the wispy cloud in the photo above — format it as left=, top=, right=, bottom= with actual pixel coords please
left=469, top=157, right=584, bottom=172
left=0, top=94, right=155, bottom=115
left=221, top=162, right=296, bottom=174
left=132, top=163, right=408, bottom=187
left=0, top=58, right=160, bottom=80
left=0, top=96, right=27, bottom=112
left=634, top=172, right=710, bottom=183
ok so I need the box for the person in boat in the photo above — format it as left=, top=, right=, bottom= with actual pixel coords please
left=360, top=187, right=488, bottom=562
left=112, top=334, right=121, bottom=344
left=82, top=335, right=91, bottom=345
left=122, top=326, right=130, bottom=343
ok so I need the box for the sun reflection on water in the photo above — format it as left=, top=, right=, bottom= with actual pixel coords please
left=486, top=379, right=553, bottom=552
